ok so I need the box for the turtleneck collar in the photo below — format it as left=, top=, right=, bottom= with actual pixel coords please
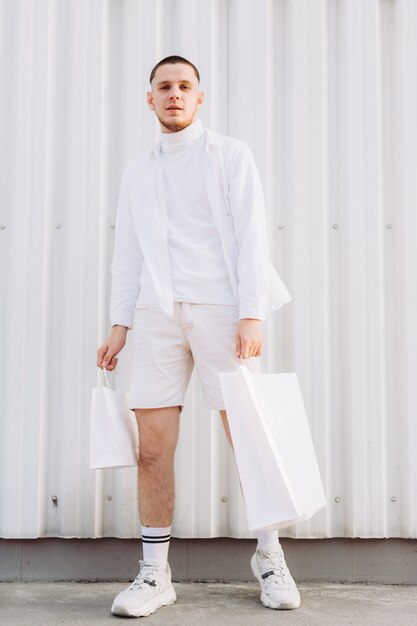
left=160, top=118, right=206, bottom=152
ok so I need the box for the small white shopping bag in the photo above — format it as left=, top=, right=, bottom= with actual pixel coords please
left=89, top=369, right=138, bottom=469
left=219, top=364, right=326, bottom=530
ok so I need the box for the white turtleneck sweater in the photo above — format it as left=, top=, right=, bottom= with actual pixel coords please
left=136, top=118, right=237, bottom=309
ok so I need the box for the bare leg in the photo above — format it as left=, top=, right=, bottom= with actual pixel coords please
left=220, top=409, right=234, bottom=451
left=134, top=406, right=180, bottom=527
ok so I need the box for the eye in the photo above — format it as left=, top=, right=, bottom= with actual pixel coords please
left=180, top=85, right=190, bottom=90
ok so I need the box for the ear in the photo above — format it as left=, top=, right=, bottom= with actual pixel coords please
left=147, top=91, right=155, bottom=111
left=196, top=91, right=205, bottom=109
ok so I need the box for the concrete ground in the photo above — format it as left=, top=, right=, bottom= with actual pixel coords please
left=0, top=581, right=416, bottom=626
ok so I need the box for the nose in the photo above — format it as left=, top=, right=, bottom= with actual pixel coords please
left=169, top=86, right=182, bottom=99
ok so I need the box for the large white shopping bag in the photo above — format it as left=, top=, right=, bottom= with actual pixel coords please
left=219, top=365, right=326, bottom=530
left=89, top=369, right=138, bottom=469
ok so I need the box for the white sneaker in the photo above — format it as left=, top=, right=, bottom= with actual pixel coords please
left=111, top=559, right=176, bottom=617
left=250, top=543, right=301, bottom=610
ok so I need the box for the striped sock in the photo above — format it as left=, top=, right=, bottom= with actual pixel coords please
left=256, top=529, right=280, bottom=550
left=141, top=525, right=172, bottom=567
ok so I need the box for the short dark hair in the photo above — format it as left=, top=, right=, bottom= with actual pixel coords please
left=149, top=55, right=200, bottom=85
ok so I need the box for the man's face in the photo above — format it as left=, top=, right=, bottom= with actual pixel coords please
left=147, top=63, right=204, bottom=133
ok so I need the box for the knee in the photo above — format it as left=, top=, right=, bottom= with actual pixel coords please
left=138, top=442, right=168, bottom=467
left=138, top=433, right=177, bottom=466
left=135, top=407, right=179, bottom=465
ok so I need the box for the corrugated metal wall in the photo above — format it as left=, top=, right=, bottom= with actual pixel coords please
left=1, top=0, right=416, bottom=539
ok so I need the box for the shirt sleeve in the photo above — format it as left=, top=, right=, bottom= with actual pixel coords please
left=109, top=167, right=144, bottom=330
left=228, top=142, right=270, bottom=321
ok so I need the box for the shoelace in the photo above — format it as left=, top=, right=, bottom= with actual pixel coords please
left=129, top=560, right=161, bottom=590
left=258, top=548, right=290, bottom=584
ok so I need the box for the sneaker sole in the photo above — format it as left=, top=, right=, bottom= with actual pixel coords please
left=111, top=585, right=177, bottom=617
left=250, top=554, right=301, bottom=610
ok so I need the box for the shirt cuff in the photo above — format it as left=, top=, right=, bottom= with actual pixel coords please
left=110, top=311, right=133, bottom=330
left=238, top=306, right=266, bottom=321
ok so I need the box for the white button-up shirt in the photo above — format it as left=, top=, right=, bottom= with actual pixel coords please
left=110, top=125, right=292, bottom=329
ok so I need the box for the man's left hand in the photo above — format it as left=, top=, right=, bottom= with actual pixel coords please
left=235, top=318, right=263, bottom=359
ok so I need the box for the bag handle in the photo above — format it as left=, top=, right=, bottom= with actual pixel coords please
left=102, top=367, right=120, bottom=390
left=240, top=355, right=266, bottom=374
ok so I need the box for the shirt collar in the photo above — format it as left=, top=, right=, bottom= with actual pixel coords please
left=159, top=118, right=205, bottom=152
left=151, top=125, right=221, bottom=159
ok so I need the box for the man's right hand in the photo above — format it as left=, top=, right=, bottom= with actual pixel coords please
left=97, top=325, right=128, bottom=371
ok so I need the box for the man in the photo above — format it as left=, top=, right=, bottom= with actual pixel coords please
left=97, top=55, right=299, bottom=617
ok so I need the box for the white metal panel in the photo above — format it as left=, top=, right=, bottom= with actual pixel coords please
left=0, top=0, right=416, bottom=539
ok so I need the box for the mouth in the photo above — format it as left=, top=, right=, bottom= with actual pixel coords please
left=166, top=106, right=183, bottom=111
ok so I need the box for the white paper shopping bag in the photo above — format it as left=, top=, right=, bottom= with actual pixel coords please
left=219, top=364, right=326, bottom=530
left=89, top=369, right=138, bottom=469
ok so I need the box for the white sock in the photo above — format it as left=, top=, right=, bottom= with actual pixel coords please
left=256, top=529, right=280, bottom=550
left=141, top=525, right=171, bottom=567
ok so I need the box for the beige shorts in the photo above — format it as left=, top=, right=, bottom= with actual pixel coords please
left=128, top=302, right=262, bottom=412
